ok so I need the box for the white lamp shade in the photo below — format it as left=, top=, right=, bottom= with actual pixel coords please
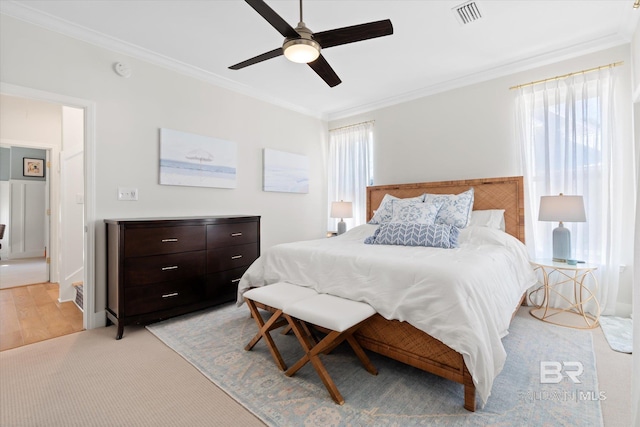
left=538, top=195, right=586, bottom=223
left=330, top=201, right=353, bottom=219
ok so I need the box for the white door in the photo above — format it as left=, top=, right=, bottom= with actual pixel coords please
left=58, top=106, right=85, bottom=303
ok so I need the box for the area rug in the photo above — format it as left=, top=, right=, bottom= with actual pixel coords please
left=599, top=316, right=632, bottom=353
left=147, top=304, right=603, bottom=426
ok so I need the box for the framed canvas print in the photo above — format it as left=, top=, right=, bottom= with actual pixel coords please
left=23, top=157, right=45, bottom=177
left=263, top=149, right=309, bottom=193
left=159, top=128, right=237, bottom=189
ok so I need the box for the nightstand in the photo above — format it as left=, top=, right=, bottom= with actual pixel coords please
left=528, top=259, right=600, bottom=329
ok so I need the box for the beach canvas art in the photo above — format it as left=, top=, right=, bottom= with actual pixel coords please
left=263, top=149, right=309, bottom=193
left=160, top=128, right=237, bottom=189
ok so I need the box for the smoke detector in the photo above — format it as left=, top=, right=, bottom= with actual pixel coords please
left=453, top=1, right=483, bottom=25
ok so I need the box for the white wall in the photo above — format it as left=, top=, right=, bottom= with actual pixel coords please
left=0, top=94, right=62, bottom=144
left=0, top=14, right=328, bottom=322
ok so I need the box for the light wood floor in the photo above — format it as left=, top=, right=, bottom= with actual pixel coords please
left=0, top=282, right=84, bottom=351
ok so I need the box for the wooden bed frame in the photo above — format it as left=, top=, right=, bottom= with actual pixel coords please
left=355, top=176, right=525, bottom=412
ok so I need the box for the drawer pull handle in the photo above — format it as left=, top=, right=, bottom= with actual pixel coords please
left=162, top=292, right=179, bottom=298
left=231, top=255, right=243, bottom=260
left=161, top=238, right=178, bottom=243
left=231, top=232, right=243, bottom=237
left=231, top=278, right=241, bottom=283
left=162, top=266, right=178, bottom=271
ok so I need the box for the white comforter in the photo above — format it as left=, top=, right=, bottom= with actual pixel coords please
left=237, top=224, right=537, bottom=405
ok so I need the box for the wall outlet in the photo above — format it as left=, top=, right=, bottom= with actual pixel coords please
left=118, top=187, right=138, bottom=201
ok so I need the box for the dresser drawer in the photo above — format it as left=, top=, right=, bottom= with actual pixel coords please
left=124, top=280, right=202, bottom=316
left=124, top=251, right=206, bottom=287
left=207, top=243, right=258, bottom=273
left=207, top=222, right=258, bottom=248
left=205, top=266, right=249, bottom=302
left=125, top=226, right=206, bottom=257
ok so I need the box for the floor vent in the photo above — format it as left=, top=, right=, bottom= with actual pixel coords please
left=73, top=282, right=84, bottom=311
left=453, top=1, right=483, bottom=25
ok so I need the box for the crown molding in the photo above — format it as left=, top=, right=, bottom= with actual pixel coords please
left=2, top=1, right=634, bottom=124
left=327, top=32, right=631, bottom=121
left=0, top=1, right=325, bottom=120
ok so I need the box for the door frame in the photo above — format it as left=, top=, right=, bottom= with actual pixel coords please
left=1, top=82, right=97, bottom=330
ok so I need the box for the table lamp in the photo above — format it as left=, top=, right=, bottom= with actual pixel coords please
left=331, top=201, right=353, bottom=235
left=538, top=194, right=586, bottom=262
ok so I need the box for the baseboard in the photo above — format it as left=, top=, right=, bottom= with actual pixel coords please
left=88, top=309, right=107, bottom=329
left=615, top=302, right=633, bottom=318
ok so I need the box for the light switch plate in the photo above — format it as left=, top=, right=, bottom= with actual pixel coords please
left=118, top=187, right=138, bottom=201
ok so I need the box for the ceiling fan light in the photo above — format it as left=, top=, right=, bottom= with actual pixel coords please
left=283, top=38, right=320, bottom=63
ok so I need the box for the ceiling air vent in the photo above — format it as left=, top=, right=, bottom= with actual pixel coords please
left=453, top=1, right=482, bottom=25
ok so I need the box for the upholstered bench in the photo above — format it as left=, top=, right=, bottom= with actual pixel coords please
left=283, top=293, right=378, bottom=405
left=243, top=282, right=318, bottom=371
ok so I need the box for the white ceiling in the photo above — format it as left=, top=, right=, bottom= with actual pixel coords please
left=1, top=1, right=638, bottom=120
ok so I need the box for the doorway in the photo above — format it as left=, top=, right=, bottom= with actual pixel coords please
left=0, top=82, right=97, bottom=332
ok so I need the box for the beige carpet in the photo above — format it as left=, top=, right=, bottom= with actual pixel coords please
left=0, top=306, right=632, bottom=427
left=0, top=323, right=264, bottom=426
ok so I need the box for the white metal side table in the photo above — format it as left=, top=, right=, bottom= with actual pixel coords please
left=528, top=259, right=600, bottom=329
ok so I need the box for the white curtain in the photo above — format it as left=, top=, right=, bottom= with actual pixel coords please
left=515, top=68, right=621, bottom=315
left=327, top=122, right=374, bottom=232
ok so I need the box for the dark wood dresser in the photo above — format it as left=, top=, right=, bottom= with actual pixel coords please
left=105, top=216, right=260, bottom=339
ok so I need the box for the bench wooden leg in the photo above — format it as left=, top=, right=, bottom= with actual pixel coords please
left=284, top=315, right=345, bottom=405
left=245, top=299, right=287, bottom=371
left=284, top=315, right=377, bottom=405
left=345, top=335, right=378, bottom=375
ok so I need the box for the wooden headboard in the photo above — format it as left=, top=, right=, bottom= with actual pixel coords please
left=366, top=176, right=525, bottom=243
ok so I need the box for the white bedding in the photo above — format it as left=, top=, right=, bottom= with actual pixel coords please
left=237, top=224, right=537, bottom=405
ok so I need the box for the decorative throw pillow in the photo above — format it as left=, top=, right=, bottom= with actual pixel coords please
left=368, top=194, right=424, bottom=224
left=364, top=222, right=460, bottom=248
left=391, top=199, right=442, bottom=225
left=423, top=188, right=474, bottom=228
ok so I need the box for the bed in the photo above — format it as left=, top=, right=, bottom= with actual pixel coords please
left=237, top=176, right=536, bottom=411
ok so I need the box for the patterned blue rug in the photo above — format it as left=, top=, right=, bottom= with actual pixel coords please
left=147, top=304, right=603, bottom=426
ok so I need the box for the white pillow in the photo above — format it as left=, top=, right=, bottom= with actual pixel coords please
left=391, top=199, right=443, bottom=224
left=469, top=209, right=505, bottom=231
left=369, top=194, right=424, bottom=224
left=423, top=188, right=475, bottom=228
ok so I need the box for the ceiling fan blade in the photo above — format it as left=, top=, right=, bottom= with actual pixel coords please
left=313, top=19, right=393, bottom=49
left=245, top=0, right=299, bottom=39
left=229, top=48, right=283, bottom=70
left=308, top=55, right=341, bottom=87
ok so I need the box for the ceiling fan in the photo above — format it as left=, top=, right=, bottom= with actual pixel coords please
left=229, top=0, right=393, bottom=87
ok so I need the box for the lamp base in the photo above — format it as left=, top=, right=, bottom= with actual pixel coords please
left=552, top=223, right=571, bottom=262
left=337, top=220, right=347, bottom=235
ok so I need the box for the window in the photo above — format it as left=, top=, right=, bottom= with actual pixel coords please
left=515, top=68, right=622, bottom=314
left=327, top=122, right=374, bottom=232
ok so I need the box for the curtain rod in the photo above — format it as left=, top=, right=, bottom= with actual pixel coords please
left=329, top=120, right=375, bottom=132
left=509, top=61, right=623, bottom=90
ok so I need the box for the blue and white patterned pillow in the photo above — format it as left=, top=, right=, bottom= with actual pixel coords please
left=423, top=188, right=474, bottom=228
left=368, top=194, right=424, bottom=224
left=364, top=222, right=460, bottom=248
left=391, top=199, right=442, bottom=225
